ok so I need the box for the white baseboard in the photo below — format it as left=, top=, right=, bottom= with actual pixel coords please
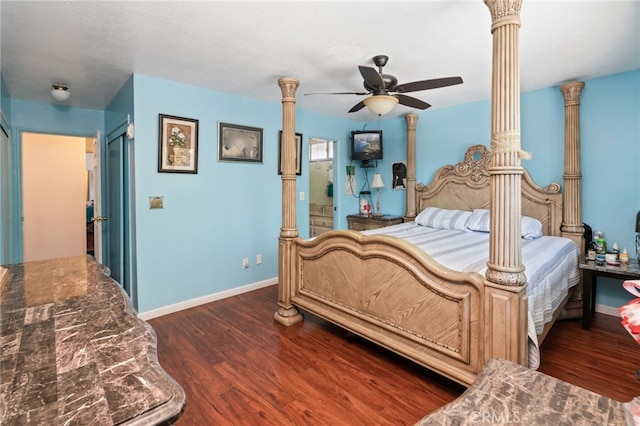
left=595, top=303, right=620, bottom=317
left=138, top=277, right=278, bottom=321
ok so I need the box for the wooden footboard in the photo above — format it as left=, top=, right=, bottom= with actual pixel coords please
left=289, top=230, right=491, bottom=385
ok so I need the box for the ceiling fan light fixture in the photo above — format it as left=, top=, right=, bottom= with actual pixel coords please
left=363, top=95, right=398, bottom=116
left=51, top=84, right=71, bottom=102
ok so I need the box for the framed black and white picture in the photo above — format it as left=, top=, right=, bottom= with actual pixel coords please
left=218, top=122, right=263, bottom=163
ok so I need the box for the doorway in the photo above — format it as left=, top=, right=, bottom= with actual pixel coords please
left=22, top=132, right=87, bottom=262
left=308, top=138, right=335, bottom=237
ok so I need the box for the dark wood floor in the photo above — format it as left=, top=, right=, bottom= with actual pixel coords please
left=148, top=285, right=640, bottom=425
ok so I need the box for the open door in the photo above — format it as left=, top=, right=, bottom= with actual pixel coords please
left=92, top=131, right=103, bottom=263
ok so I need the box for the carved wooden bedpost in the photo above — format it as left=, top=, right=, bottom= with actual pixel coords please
left=404, top=113, right=418, bottom=221
left=560, top=82, right=585, bottom=252
left=482, top=0, right=528, bottom=366
left=274, top=77, right=304, bottom=326
left=560, top=81, right=586, bottom=318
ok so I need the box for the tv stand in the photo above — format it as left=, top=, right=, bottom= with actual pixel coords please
left=360, top=160, right=377, bottom=168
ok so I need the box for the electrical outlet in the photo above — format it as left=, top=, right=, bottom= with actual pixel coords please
left=299, top=191, right=305, bottom=201
left=256, top=254, right=262, bottom=265
left=242, top=258, right=249, bottom=269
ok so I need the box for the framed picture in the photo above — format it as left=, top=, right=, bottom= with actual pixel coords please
left=158, top=114, right=199, bottom=173
left=218, top=122, right=263, bottom=163
left=278, top=131, right=302, bottom=175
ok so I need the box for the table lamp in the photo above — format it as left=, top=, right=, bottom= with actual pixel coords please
left=371, top=173, right=385, bottom=217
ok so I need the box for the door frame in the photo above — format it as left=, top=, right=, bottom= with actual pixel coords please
left=10, top=128, right=97, bottom=264
left=308, top=138, right=337, bottom=236
left=21, top=132, right=87, bottom=262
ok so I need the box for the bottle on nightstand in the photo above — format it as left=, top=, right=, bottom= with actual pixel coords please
left=620, top=248, right=629, bottom=265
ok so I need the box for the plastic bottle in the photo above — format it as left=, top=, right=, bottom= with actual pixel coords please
left=620, top=248, right=629, bottom=264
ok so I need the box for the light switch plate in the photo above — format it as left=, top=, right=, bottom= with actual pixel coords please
left=149, top=196, right=163, bottom=209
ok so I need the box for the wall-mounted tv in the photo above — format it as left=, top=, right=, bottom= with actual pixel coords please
left=350, top=130, right=383, bottom=162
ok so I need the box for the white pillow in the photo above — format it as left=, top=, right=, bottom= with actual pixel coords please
left=415, top=207, right=471, bottom=231
left=521, top=215, right=544, bottom=240
left=465, top=209, right=543, bottom=239
left=465, top=209, right=491, bottom=233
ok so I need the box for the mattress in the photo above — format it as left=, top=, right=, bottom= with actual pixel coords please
left=364, top=222, right=581, bottom=368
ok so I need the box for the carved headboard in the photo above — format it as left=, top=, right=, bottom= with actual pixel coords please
left=415, top=145, right=563, bottom=236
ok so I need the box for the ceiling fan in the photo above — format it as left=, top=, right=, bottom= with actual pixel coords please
left=306, top=55, right=463, bottom=115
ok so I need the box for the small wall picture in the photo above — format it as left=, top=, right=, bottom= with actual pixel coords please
left=392, top=161, right=407, bottom=190
left=278, top=131, right=302, bottom=175
left=218, top=122, right=263, bottom=163
left=158, top=114, right=199, bottom=174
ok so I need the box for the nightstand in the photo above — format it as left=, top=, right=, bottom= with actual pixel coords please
left=580, top=259, right=640, bottom=330
left=346, top=214, right=403, bottom=231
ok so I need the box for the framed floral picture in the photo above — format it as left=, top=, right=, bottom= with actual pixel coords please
left=158, top=114, right=199, bottom=173
left=218, top=122, right=263, bottom=163
left=278, top=131, right=302, bottom=175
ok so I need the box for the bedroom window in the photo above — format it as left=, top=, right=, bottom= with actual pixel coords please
left=309, top=139, right=333, bottom=162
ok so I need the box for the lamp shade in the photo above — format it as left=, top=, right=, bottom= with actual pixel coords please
left=363, top=95, right=398, bottom=116
left=51, top=84, right=70, bottom=102
left=371, top=172, right=385, bottom=189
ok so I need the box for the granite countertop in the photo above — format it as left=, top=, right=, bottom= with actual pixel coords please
left=0, top=256, right=185, bottom=425
left=416, top=358, right=627, bottom=425
left=580, top=258, right=640, bottom=276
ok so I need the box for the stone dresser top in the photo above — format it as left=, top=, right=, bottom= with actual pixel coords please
left=0, top=256, right=185, bottom=425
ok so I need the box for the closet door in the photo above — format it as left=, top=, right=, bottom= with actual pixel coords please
left=107, top=135, right=124, bottom=288
left=1, top=126, right=9, bottom=263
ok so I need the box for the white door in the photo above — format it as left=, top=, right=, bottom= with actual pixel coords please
left=92, top=131, right=103, bottom=263
left=22, top=133, right=86, bottom=262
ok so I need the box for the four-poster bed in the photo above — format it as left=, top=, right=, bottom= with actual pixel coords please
left=275, top=0, right=585, bottom=387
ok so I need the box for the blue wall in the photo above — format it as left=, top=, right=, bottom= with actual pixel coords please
left=131, top=76, right=310, bottom=311
left=294, top=108, right=355, bottom=232
left=1, top=74, right=11, bottom=123
left=10, top=100, right=104, bottom=137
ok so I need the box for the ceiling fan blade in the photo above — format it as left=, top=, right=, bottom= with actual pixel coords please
left=395, top=94, right=431, bottom=110
left=348, top=101, right=366, bottom=113
left=393, top=77, right=463, bottom=93
left=304, top=91, right=369, bottom=96
left=359, top=66, right=385, bottom=91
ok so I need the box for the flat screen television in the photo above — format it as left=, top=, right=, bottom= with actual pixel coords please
left=350, top=130, right=383, bottom=162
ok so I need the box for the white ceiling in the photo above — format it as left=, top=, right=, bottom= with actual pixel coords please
left=1, top=1, right=638, bottom=121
